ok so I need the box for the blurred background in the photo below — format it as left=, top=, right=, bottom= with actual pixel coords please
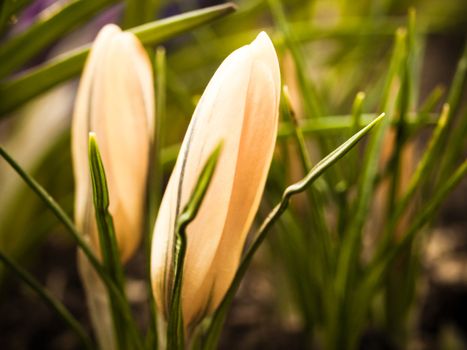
left=0, top=0, right=466, bottom=349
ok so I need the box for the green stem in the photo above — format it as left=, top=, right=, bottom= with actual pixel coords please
left=0, top=3, right=237, bottom=116
left=203, top=114, right=385, bottom=349
left=0, top=146, right=143, bottom=350
left=88, top=134, right=129, bottom=350
left=145, top=46, right=166, bottom=350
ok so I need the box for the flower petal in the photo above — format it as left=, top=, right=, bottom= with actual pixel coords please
left=72, top=24, right=154, bottom=262
left=151, top=32, right=280, bottom=327
left=72, top=24, right=121, bottom=250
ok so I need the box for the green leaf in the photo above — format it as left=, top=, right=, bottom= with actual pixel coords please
left=363, top=159, right=467, bottom=304
left=88, top=134, right=125, bottom=287
left=349, top=160, right=467, bottom=347
left=0, top=146, right=142, bottom=349
left=167, top=143, right=222, bottom=350
left=0, top=146, right=100, bottom=272
left=446, top=40, right=467, bottom=115
left=88, top=133, right=130, bottom=350
left=268, top=0, right=342, bottom=188
left=145, top=45, right=166, bottom=350
left=350, top=92, right=366, bottom=136
left=0, top=3, right=237, bottom=116
left=282, top=85, right=332, bottom=274
left=277, top=112, right=434, bottom=138
left=347, top=91, right=366, bottom=185
left=157, top=113, right=436, bottom=173
left=419, top=85, right=444, bottom=115
left=123, top=0, right=144, bottom=28
left=268, top=0, right=321, bottom=119
left=123, top=0, right=162, bottom=28
left=394, top=160, right=467, bottom=256
left=437, top=42, right=467, bottom=181
left=334, top=28, right=407, bottom=299
left=375, top=104, right=451, bottom=258
left=0, top=0, right=116, bottom=79
left=149, top=46, right=167, bottom=228
left=386, top=16, right=414, bottom=222
left=203, top=113, right=385, bottom=349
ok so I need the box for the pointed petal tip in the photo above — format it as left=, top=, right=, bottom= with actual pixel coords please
left=249, top=31, right=281, bottom=97
left=102, top=23, right=121, bottom=31
left=250, top=31, right=278, bottom=62
left=117, top=31, right=139, bottom=45
left=256, top=31, right=271, bottom=40
left=252, top=31, right=274, bottom=47
left=99, top=23, right=122, bottom=36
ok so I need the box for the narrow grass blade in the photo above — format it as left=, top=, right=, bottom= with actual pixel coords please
left=268, top=0, right=321, bottom=119
left=203, top=114, right=385, bottom=349
left=446, top=41, right=467, bottom=115
left=123, top=0, right=162, bottom=27
left=0, top=0, right=116, bottom=78
left=419, top=86, right=444, bottom=115
left=272, top=210, right=320, bottom=329
left=268, top=0, right=342, bottom=187
left=282, top=85, right=312, bottom=170
left=277, top=112, right=435, bottom=138
left=167, top=143, right=222, bottom=350
left=123, top=0, right=144, bottom=28
left=157, top=113, right=435, bottom=172
left=383, top=13, right=418, bottom=330
left=282, top=85, right=332, bottom=273
left=0, top=146, right=143, bottom=350
left=394, top=160, right=467, bottom=255
left=149, top=46, right=167, bottom=228
left=0, top=251, right=94, bottom=350
left=0, top=3, right=237, bottom=116
left=363, top=159, right=467, bottom=300
left=88, top=133, right=130, bottom=350
left=386, top=30, right=412, bottom=217
left=88, top=134, right=125, bottom=288
left=375, top=104, right=451, bottom=258
left=145, top=45, right=166, bottom=350
left=359, top=156, right=464, bottom=334
left=0, top=146, right=100, bottom=271
left=335, top=28, right=406, bottom=298
left=347, top=92, right=366, bottom=184
left=437, top=42, right=467, bottom=181
left=351, top=92, right=366, bottom=136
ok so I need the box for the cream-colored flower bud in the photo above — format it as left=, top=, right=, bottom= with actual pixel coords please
left=72, top=24, right=154, bottom=350
left=72, top=24, right=154, bottom=262
left=151, top=32, right=280, bottom=329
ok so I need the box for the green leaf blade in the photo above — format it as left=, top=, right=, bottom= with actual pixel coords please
left=167, top=142, right=222, bottom=350
left=0, top=0, right=116, bottom=78
left=0, top=3, right=237, bottom=116
left=203, top=113, right=385, bottom=349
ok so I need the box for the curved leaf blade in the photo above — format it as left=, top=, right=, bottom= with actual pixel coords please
left=0, top=3, right=237, bottom=116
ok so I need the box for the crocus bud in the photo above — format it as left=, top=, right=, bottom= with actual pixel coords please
left=72, top=24, right=154, bottom=262
left=151, top=32, right=280, bottom=329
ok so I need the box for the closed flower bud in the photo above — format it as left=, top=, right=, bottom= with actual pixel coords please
left=73, top=25, right=153, bottom=350
left=72, top=24, right=154, bottom=262
left=151, top=32, right=280, bottom=329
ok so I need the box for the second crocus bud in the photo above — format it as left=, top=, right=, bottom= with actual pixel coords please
left=72, top=24, right=154, bottom=350
left=72, top=24, right=154, bottom=262
left=151, top=32, right=280, bottom=330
